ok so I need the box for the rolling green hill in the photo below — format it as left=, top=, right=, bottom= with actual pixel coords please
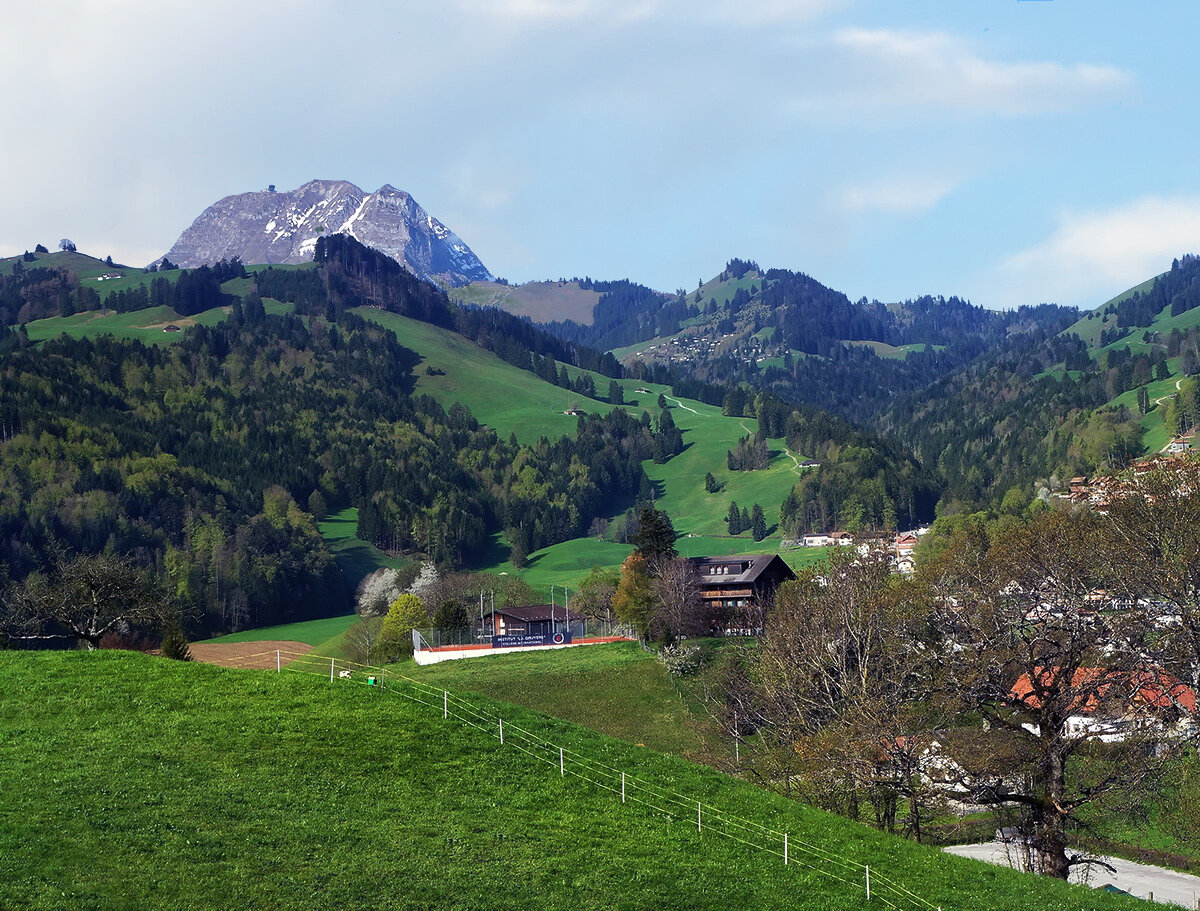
left=356, top=307, right=808, bottom=544
left=0, top=249, right=133, bottom=279
left=844, top=339, right=947, bottom=360
left=356, top=307, right=618, bottom=444
left=0, top=650, right=1145, bottom=911
left=23, top=299, right=294, bottom=344
left=1059, top=274, right=1164, bottom=348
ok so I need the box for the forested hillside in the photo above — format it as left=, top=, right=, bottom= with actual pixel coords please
left=0, top=301, right=669, bottom=634
left=570, top=260, right=1079, bottom=421
left=0, top=237, right=947, bottom=641
left=883, top=257, right=1200, bottom=508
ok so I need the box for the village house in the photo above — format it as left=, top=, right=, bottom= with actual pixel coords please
left=688, top=554, right=796, bottom=612
left=1010, top=667, right=1198, bottom=744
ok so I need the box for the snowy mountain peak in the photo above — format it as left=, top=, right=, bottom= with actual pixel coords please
left=161, top=180, right=493, bottom=286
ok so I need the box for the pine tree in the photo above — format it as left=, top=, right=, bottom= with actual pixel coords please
left=726, top=501, right=743, bottom=534
left=704, top=472, right=719, bottom=493
left=751, top=504, right=767, bottom=542
left=160, top=617, right=192, bottom=661
left=632, top=505, right=677, bottom=559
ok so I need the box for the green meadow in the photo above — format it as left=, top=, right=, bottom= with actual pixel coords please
left=356, top=308, right=805, bottom=549
left=0, top=651, right=1147, bottom=910
left=843, top=339, right=947, bottom=360
left=203, top=613, right=358, bottom=648
left=408, top=641, right=714, bottom=758
left=23, top=299, right=294, bottom=345
left=319, top=507, right=412, bottom=590
left=356, top=307, right=620, bottom=444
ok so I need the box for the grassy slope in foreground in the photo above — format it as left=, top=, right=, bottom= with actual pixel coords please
left=408, top=641, right=715, bottom=759
left=0, top=651, right=1145, bottom=911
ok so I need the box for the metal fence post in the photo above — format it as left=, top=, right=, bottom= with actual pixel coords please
left=276, top=650, right=280, bottom=673
left=443, top=690, right=448, bottom=719
left=621, top=772, right=626, bottom=803
left=697, top=802, right=702, bottom=833
left=866, top=864, right=870, bottom=900
left=784, top=833, right=788, bottom=865
left=499, top=718, right=504, bottom=744
left=330, top=657, right=335, bottom=682
left=560, top=747, right=564, bottom=776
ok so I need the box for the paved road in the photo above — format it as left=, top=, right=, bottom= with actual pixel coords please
left=946, top=841, right=1200, bottom=907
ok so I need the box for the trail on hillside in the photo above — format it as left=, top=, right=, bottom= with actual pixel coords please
left=662, top=395, right=699, bottom=414
left=1153, top=378, right=1185, bottom=407
left=781, top=447, right=804, bottom=476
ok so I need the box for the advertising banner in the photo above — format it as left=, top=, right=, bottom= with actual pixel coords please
left=492, top=631, right=573, bottom=648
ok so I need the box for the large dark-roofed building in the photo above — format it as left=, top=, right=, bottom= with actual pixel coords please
left=687, top=554, right=796, bottom=611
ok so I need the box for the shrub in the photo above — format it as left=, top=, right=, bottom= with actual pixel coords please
left=656, top=643, right=703, bottom=677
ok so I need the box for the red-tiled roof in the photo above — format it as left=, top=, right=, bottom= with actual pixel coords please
left=1010, top=667, right=1197, bottom=715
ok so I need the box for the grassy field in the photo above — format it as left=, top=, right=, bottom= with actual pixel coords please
left=23, top=299, right=295, bottom=345
left=357, top=307, right=620, bottom=444
left=202, top=613, right=358, bottom=647
left=1060, top=274, right=1163, bottom=347
left=356, top=309, right=804, bottom=549
left=408, top=641, right=715, bottom=759
left=305, top=317, right=814, bottom=594
left=447, top=279, right=601, bottom=324
left=0, top=250, right=139, bottom=279
left=319, top=507, right=411, bottom=591
left=843, top=339, right=947, bottom=360
left=0, top=651, right=1146, bottom=910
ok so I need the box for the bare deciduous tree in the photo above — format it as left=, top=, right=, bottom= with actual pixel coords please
left=650, top=556, right=701, bottom=641
left=1, top=552, right=175, bottom=649
left=757, top=548, right=938, bottom=839
left=929, top=508, right=1189, bottom=879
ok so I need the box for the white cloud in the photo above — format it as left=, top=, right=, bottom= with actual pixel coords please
left=990, top=197, right=1200, bottom=309
left=835, top=175, right=959, bottom=216
left=790, top=28, right=1131, bottom=120
left=454, top=0, right=838, bottom=26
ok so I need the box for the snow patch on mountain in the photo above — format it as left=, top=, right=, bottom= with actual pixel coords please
left=161, top=179, right=493, bottom=286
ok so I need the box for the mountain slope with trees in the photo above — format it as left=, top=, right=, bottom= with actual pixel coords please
left=882, top=256, right=1200, bottom=510
left=558, top=260, right=1079, bottom=423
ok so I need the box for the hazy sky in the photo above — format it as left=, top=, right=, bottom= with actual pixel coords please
left=2, top=1, right=1197, bottom=309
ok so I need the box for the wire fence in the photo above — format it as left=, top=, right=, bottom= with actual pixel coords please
left=233, top=647, right=945, bottom=911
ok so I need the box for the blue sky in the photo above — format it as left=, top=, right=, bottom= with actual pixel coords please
left=2, top=1, right=1198, bottom=310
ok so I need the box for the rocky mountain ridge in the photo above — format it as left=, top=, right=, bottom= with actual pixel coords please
left=160, top=179, right=493, bottom=286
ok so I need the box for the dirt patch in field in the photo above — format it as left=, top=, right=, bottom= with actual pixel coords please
left=188, top=640, right=313, bottom=669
